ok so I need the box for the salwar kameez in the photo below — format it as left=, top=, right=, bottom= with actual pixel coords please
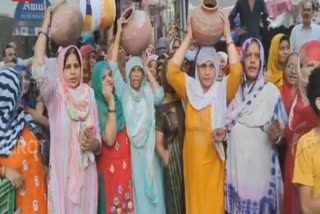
left=97, top=127, right=134, bottom=214
left=111, top=58, right=166, bottom=214
left=32, top=47, right=100, bottom=214
left=226, top=122, right=283, bottom=213
left=0, top=127, right=47, bottom=214
left=91, top=61, right=135, bottom=214
left=156, top=101, right=185, bottom=214
left=225, top=38, right=287, bottom=214
left=167, top=60, right=242, bottom=214
left=0, top=68, right=47, bottom=214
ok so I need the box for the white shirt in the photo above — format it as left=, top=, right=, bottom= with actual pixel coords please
left=0, top=58, right=28, bottom=70
left=290, top=23, right=320, bottom=52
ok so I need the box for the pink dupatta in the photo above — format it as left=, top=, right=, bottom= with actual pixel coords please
left=57, top=46, right=95, bottom=205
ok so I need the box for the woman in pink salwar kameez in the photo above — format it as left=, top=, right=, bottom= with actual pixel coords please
left=32, top=8, right=101, bottom=213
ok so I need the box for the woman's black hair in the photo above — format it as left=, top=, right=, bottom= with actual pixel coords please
left=280, top=35, right=290, bottom=45
left=63, top=47, right=81, bottom=69
left=307, top=66, right=320, bottom=115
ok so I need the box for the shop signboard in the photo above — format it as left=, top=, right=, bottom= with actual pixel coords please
left=14, top=0, right=50, bottom=36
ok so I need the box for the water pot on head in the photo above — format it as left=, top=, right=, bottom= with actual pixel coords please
left=191, top=0, right=224, bottom=46
left=51, top=2, right=84, bottom=47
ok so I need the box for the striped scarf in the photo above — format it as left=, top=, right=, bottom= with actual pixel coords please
left=0, top=68, right=41, bottom=156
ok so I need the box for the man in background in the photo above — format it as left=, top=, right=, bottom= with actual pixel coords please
left=290, top=0, right=320, bottom=51
left=228, top=0, right=269, bottom=45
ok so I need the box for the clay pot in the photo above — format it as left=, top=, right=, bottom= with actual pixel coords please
left=121, top=8, right=152, bottom=56
left=51, top=2, right=83, bottom=47
left=191, top=0, right=224, bottom=46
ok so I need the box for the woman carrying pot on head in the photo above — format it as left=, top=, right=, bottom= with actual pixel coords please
left=268, top=34, right=291, bottom=87
left=225, top=38, right=288, bottom=214
left=0, top=67, right=47, bottom=214
left=32, top=8, right=101, bottom=213
left=167, top=12, right=243, bottom=213
left=91, top=18, right=135, bottom=214
left=108, top=17, right=166, bottom=213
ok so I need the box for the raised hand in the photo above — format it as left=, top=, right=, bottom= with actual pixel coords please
left=219, top=9, right=231, bottom=38
left=187, top=22, right=193, bottom=41
left=117, top=16, right=128, bottom=34
left=43, top=6, right=52, bottom=28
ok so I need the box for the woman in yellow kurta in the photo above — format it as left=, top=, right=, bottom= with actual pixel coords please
left=166, top=16, right=242, bottom=214
left=268, top=33, right=291, bottom=87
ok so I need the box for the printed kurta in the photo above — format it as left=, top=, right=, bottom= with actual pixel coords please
left=97, top=127, right=134, bottom=214
left=0, top=127, right=47, bottom=214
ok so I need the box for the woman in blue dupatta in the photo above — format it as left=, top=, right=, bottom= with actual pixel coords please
left=108, top=18, right=166, bottom=213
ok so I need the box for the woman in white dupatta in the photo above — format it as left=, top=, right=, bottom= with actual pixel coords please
left=225, top=38, right=288, bottom=214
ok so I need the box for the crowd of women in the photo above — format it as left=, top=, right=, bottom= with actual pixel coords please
left=1, top=4, right=320, bottom=214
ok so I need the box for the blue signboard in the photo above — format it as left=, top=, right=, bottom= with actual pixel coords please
left=14, top=0, right=50, bottom=36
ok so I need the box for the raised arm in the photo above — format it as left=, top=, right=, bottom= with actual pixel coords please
left=34, top=8, right=51, bottom=65
left=171, top=24, right=193, bottom=67
left=166, top=24, right=193, bottom=100
left=108, top=17, right=128, bottom=99
left=32, top=7, right=57, bottom=103
left=221, top=10, right=243, bottom=103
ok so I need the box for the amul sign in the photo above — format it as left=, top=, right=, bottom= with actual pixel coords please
left=14, top=0, right=50, bottom=36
